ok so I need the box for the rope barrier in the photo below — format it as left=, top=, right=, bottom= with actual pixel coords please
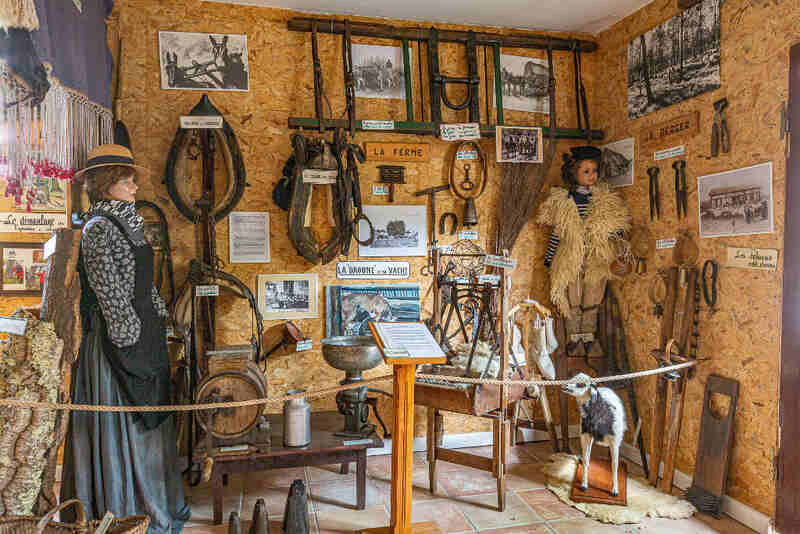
left=0, top=360, right=697, bottom=413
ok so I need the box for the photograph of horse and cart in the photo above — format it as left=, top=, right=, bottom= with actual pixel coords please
left=159, top=31, right=249, bottom=91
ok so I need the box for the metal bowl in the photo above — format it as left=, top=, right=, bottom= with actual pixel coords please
left=321, top=336, right=383, bottom=379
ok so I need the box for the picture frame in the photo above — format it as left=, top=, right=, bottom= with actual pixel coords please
left=256, top=273, right=318, bottom=320
left=698, top=162, right=774, bottom=239
left=599, top=137, right=635, bottom=188
left=352, top=44, right=411, bottom=100
left=158, top=31, right=249, bottom=91
left=325, top=284, right=421, bottom=337
left=627, top=0, right=720, bottom=119
left=1, top=242, right=46, bottom=296
left=358, top=205, right=427, bottom=257
left=493, top=54, right=550, bottom=114
left=496, top=126, right=543, bottom=163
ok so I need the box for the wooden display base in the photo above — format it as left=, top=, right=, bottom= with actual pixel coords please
left=570, top=458, right=627, bottom=506
left=359, top=521, right=442, bottom=534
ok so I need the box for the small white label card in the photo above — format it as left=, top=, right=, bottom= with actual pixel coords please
left=43, top=233, right=58, bottom=260
left=456, top=149, right=479, bottom=160
left=296, top=339, right=313, bottom=351
left=656, top=237, right=677, bottom=249
left=372, top=184, right=389, bottom=196
left=438, top=245, right=453, bottom=253
left=180, top=115, right=223, bottom=129
left=458, top=230, right=479, bottom=240
left=727, top=247, right=778, bottom=271
left=478, top=274, right=501, bottom=285
left=0, top=316, right=27, bottom=336
left=485, top=254, right=517, bottom=270
left=196, top=285, right=220, bottom=297
left=440, top=122, right=481, bottom=141
left=654, top=145, right=685, bottom=161
left=336, top=261, right=410, bottom=280
left=302, top=169, right=338, bottom=184
left=362, top=120, right=395, bottom=130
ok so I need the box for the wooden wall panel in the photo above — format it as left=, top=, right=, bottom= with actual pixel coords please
left=593, top=0, right=787, bottom=516
left=111, top=0, right=591, bottom=437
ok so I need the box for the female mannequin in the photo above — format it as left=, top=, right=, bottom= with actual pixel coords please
left=61, top=144, right=190, bottom=534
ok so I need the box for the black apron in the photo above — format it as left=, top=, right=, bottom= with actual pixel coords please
left=78, top=215, right=171, bottom=430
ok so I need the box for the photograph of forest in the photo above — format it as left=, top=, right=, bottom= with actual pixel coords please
left=627, top=0, right=720, bottom=119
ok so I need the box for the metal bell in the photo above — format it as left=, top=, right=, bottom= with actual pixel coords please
left=462, top=198, right=478, bottom=227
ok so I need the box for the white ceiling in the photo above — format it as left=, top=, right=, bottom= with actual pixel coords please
left=204, top=0, right=655, bottom=35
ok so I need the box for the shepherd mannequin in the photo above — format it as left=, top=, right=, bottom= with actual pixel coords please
left=561, top=372, right=627, bottom=496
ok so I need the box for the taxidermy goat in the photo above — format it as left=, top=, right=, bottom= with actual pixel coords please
left=561, top=372, right=626, bottom=496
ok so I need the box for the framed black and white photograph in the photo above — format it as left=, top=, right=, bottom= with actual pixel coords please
left=627, top=0, right=720, bottom=119
left=358, top=205, right=427, bottom=257
left=599, top=137, right=635, bottom=187
left=159, top=31, right=249, bottom=91
left=496, top=126, right=542, bottom=163
left=353, top=44, right=410, bottom=99
left=698, top=162, right=773, bottom=239
left=257, top=273, right=318, bottom=320
left=494, top=54, right=549, bottom=114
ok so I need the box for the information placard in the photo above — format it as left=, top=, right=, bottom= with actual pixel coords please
left=440, top=123, right=481, bottom=141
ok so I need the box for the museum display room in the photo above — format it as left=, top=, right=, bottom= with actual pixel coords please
left=0, top=0, right=794, bottom=533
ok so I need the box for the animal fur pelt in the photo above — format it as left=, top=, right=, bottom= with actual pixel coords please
left=542, top=454, right=696, bottom=524
left=536, top=184, right=630, bottom=317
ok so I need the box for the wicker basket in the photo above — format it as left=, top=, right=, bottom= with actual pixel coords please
left=0, top=500, right=149, bottom=534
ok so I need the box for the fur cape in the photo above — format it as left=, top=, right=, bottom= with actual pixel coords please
left=536, top=184, right=630, bottom=317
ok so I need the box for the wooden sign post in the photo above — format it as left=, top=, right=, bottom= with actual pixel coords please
left=366, top=323, right=446, bottom=534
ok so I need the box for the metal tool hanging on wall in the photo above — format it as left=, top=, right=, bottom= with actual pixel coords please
left=648, top=166, right=660, bottom=221
left=449, top=141, right=487, bottom=227
left=415, top=184, right=451, bottom=276
left=673, top=160, right=687, bottom=219
left=711, top=98, right=729, bottom=157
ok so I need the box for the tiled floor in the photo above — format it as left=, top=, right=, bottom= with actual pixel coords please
left=181, top=441, right=757, bottom=534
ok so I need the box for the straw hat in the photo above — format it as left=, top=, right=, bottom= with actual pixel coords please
left=74, top=144, right=150, bottom=179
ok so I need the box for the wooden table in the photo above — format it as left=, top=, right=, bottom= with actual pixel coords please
left=205, top=411, right=383, bottom=524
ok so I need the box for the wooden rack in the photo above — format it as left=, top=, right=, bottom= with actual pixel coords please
left=286, top=17, right=605, bottom=140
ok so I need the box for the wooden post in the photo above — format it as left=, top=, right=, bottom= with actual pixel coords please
left=36, top=229, right=82, bottom=514
left=363, top=328, right=445, bottom=534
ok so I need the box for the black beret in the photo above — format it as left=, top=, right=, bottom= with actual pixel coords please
left=570, top=145, right=601, bottom=161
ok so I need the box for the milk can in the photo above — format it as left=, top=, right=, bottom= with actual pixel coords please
left=283, top=389, right=311, bottom=447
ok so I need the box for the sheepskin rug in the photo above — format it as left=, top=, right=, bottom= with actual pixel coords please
left=542, top=453, right=696, bottom=524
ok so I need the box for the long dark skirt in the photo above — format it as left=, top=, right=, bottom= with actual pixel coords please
left=61, top=312, right=190, bottom=534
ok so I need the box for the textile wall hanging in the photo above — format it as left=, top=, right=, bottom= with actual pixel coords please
left=1, top=0, right=114, bottom=212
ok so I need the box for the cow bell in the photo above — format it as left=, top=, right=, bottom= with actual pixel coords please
left=462, top=198, right=478, bottom=227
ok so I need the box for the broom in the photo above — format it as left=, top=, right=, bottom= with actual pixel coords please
left=495, top=47, right=557, bottom=255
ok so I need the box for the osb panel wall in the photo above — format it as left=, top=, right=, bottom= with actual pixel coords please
left=111, top=0, right=594, bottom=436
left=593, top=0, right=788, bottom=515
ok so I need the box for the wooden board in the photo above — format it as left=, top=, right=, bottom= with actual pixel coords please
left=640, top=111, right=700, bottom=147
left=364, top=142, right=430, bottom=162
left=570, top=458, right=627, bottom=506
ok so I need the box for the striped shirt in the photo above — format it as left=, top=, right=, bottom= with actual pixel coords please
left=544, top=187, right=591, bottom=268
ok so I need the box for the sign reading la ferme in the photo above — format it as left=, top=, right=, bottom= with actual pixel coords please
left=364, top=142, right=430, bottom=163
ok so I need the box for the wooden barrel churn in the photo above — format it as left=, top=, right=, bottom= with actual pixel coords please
left=195, top=351, right=268, bottom=440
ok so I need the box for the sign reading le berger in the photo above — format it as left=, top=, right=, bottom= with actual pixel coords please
left=364, top=142, right=430, bottom=163
left=641, top=111, right=699, bottom=146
